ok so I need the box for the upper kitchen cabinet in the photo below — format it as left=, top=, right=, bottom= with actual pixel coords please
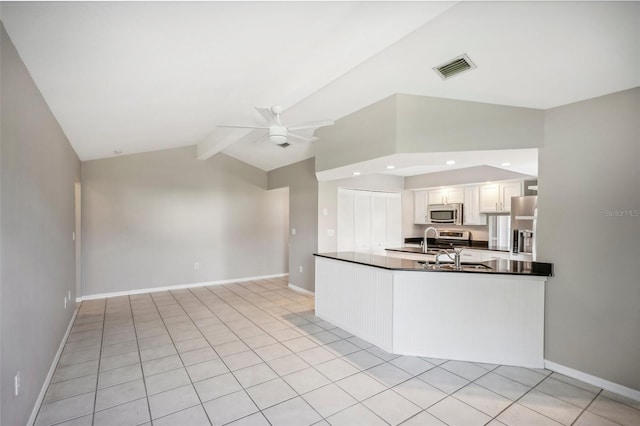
left=463, top=185, right=487, bottom=225
left=427, top=187, right=464, bottom=205
left=479, top=181, right=523, bottom=213
left=414, top=190, right=428, bottom=224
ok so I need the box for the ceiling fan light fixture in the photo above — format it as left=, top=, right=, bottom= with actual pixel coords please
left=269, top=134, right=288, bottom=145
left=268, top=125, right=288, bottom=145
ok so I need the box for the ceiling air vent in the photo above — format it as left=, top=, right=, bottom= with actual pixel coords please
left=433, top=54, right=476, bottom=80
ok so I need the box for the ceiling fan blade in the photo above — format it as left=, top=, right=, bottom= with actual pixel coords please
left=288, top=132, right=318, bottom=142
left=288, top=120, right=335, bottom=131
left=255, top=107, right=279, bottom=126
left=217, top=124, right=270, bottom=130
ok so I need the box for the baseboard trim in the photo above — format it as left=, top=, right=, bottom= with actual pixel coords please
left=544, top=360, right=640, bottom=402
left=288, top=283, right=315, bottom=295
left=27, top=308, right=78, bottom=426
left=78, top=273, right=289, bottom=301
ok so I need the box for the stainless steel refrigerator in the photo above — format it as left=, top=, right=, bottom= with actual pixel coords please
left=510, top=195, right=537, bottom=260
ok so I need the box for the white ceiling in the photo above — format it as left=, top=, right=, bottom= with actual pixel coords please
left=2, top=1, right=639, bottom=174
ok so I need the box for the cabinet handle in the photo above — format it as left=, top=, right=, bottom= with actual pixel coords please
left=495, top=202, right=498, bottom=211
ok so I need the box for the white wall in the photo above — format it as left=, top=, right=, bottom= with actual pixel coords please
left=81, top=147, right=289, bottom=296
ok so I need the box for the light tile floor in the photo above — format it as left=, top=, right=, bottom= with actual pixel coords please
left=35, top=277, right=640, bottom=426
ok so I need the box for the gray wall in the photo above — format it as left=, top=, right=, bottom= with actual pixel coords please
left=396, top=94, right=545, bottom=153
left=268, top=158, right=318, bottom=292
left=315, top=95, right=397, bottom=173
left=81, top=147, right=288, bottom=296
left=538, top=87, right=640, bottom=391
left=1, top=24, right=81, bottom=425
left=315, top=93, right=544, bottom=176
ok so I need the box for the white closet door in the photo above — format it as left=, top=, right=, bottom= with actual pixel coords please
left=337, top=189, right=355, bottom=251
left=386, top=193, right=402, bottom=248
left=353, top=192, right=372, bottom=251
left=371, top=193, right=387, bottom=251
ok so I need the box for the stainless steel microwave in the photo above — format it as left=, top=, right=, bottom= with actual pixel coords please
left=427, top=203, right=463, bottom=225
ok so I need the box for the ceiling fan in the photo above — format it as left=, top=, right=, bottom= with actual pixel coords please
left=218, top=106, right=334, bottom=148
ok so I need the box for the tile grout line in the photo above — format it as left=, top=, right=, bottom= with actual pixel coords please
left=146, top=289, right=214, bottom=425
left=568, top=389, right=611, bottom=426
left=90, top=299, right=107, bottom=426
left=126, top=294, right=154, bottom=425
left=195, top=282, right=411, bottom=424
left=187, top=283, right=328, bottom=424
left=485, top=369, right=562, bottom=425
left=184, top=286, right=284, bottom=425
left=211, top=282, right=397, bottom=425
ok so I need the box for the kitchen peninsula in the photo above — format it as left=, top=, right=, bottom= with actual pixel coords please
left=314, top=252, right=553, bottom=368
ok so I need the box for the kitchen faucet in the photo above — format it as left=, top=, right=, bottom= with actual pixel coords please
left=436, top=247, right=464, bottom=270
left=423, top=227, right=438, bottom=253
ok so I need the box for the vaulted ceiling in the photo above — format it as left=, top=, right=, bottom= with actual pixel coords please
left=2, top=1, right=639, bottom=172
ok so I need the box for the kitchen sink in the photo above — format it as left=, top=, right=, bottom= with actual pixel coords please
left=417, top=261, right=492, bottom=271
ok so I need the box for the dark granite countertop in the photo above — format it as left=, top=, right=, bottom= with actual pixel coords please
left=314, top=252, right=553, bottom=277
left=403, top=238, right=511, bottom=252
left=386, top=245, right=514, bottom=255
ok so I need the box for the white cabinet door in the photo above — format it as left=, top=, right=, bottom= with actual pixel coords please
left=480, top=181, right=523, bottom=213
left=428, top=187, right=463, bottom=205
left=483, top=251, right=511, bottom=261
left=458, top=249, right=484, bottom=262
left=480, top=184, right=500, bottom=213
left=414, top=191, right=428, bottom=224
left=463, top=186, right=487, bottom=225
left=500, top=181, right=523, bottom=213
left=354, top=192, right=372, bottom=251
left=446, top=187, right=464, bottom=204
left=386, top=193, right=402, bottom=248
left=337, top=190, right=355, bottom=251
left=371, top=193, right=387, bottom=250
left=428, top=189, right=445, bottom=205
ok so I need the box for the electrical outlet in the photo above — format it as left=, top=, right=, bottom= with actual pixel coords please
left=68, top=290, right=71, bottom=300
left=291, top=228, right=296, bottom=235
left=64, top=297, right=67, bottom=309
left=14, top=371, right=20, bottom=396
left=299, top=266, right=303, bottom=273
left=194, top=262, right=199, bottom=270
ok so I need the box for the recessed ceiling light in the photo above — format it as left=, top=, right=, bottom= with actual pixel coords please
left=386, top=165, right=395, bottom=170
left=113, top=149, right=123, bottom=155
left=501, top=162, right=511, bottom=166
left=446, top=160, right=456, bottom=165
left=353, top=171, right=361, bottom=176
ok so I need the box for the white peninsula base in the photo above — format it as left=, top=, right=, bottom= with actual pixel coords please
left=315, top=256, right=547, bottom=368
